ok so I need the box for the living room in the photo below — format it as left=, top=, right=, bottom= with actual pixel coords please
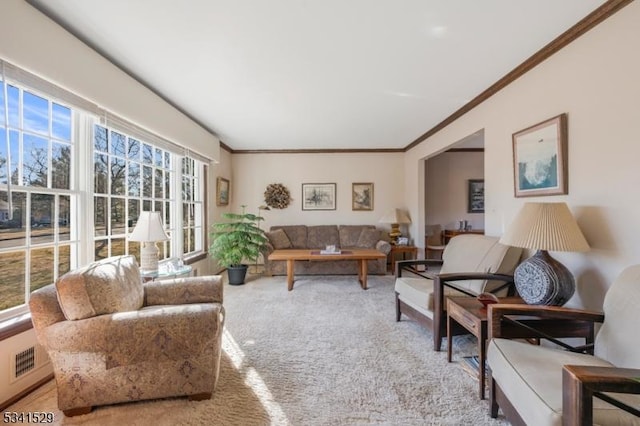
left=2, top=0, right=640, bottom=424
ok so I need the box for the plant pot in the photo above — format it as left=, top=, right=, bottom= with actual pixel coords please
left=227, top=264, right=249, bottom=285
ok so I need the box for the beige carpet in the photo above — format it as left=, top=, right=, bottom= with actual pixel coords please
left=8, top=274, right=509, bottom=425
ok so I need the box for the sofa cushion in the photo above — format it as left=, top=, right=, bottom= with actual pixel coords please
left=55, top=255, right=143, bottom=320
left=488, top=338, right=640, bottom=426
left=270, top=225, right=308, bottom=249
left=356, top=228, right=381, bottom=248
left=339, top=225, right=375, bottom=247
left=267, top=228, right=292, bottom=249
left=307, top=225, right=340, bottom=249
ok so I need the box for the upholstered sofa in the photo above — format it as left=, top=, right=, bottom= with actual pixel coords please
left=264, top=225, right=391, bottom=275
left=29, top=255, right=225, bottom=416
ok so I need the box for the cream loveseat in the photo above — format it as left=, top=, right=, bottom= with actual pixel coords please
left=264, top=225, right=391, bottom=276
left=395, top=234, right=522, bottom=350
left=29, top=255, right=225, bottom=416
left=487, top=264, right=640, bottom=425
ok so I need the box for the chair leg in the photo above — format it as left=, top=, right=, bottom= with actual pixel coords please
left=490, top=376, right=499, bottom=418
left=395, top=293, right=401, bottom=321
left=63, top=406, right=92, bottom=417
left=189, top=392, right=212, bottom=401
left=433, top=315, right=442, bottom=351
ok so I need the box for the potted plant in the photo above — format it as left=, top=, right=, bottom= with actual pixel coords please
left=209, top=206, right=268, bottom=285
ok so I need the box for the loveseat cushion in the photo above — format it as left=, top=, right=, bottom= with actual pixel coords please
left=307, top=225, right=340, bottom=249
left=267, top=228, right=292, bottom=249
left=488, top=338, right=640, bottom=426
left=55, top=255, right=143, bottom=320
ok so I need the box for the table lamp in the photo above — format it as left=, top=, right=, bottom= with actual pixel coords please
left=129, top=211, right=170, bottom=272
left=379, top=208, right=411, bottom=244
left=499, top=202, right=590, bottom=305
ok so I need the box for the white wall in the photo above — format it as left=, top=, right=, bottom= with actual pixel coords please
left=405, top=1, right=640, bottom=309
left=231, top=152, right=410, bottom=240
left=425, top=151, right=485, bottom=231
left=0, top=0, right=219, bottom=161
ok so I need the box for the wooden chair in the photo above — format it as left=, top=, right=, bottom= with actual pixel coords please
left=487, top=264, right=640, bottom=425
left=425, top=224, right=446, bottom=259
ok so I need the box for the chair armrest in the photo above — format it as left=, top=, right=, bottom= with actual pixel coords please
left=144, top=275, right=223, bottom=306
left=563, top=365, right=640, bottom=425
left=436, top=272, right=515, bottom=296
left=395, top=259, right=444, bottom=278
left=488, top=304, right=604, bottom=344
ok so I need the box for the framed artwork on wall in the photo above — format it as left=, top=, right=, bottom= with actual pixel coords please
left=352, top=182, right=374, bottom=211
left=512, top=113, right=568, bottom=197
left=216, top=177, right=230, bottom=206
left=468, top=179, right=484, bottom=213
left=302, top=183, right=336, bottom=210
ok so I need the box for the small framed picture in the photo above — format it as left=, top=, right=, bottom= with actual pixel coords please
left=512, top=113, right=568, bottom=197
left=468, top=179, right=484, bottom=213
left=352, top=182, right=374, bottom=211
left=302, top=183, right=336, bottom=210
left=216, top=177, right=229, bottom=206
left=397, top=237, right=409, bottom=246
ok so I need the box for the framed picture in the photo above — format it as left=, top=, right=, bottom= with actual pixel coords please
left=352, top=182, right=374, bottom=211
left=302, top=183, right=336, bottom=210
left=512, top=113, right=568, bottom=197
left=216, top=177, right=230, bottom=206
left=468, top=179, right=484, bottom=213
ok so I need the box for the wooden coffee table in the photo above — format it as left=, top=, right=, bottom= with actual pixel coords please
left=446, top=296, right=524, bottom=400
left=267, top=249, right=386, bottom=291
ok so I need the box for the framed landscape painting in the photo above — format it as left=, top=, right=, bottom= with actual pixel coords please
left=352, top=182, right=374, bottom=211
left=216, top=177, right=229, bottom=206
left=302, top=183, right=336, bottom=210
left=512, top=113, right=568, bottom=197
left=467, top=179, right=484, bottom=213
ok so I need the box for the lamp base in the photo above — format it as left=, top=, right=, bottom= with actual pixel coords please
left=514, top=250, right=575, bottom=306
left=140, top=241, right=159, bottom=273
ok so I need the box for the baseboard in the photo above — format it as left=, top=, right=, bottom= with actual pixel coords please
left=0, top=373, right=54, bottom=411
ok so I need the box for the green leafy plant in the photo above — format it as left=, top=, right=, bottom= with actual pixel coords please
left=209, top=206, right=268, bottom=268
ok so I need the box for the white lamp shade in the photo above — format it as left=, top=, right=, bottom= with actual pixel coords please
left=500, top=202, right=590, bottom=252
left=379, top=208, right=411, bottom=224
left=129, top=211, right=170, bottom=242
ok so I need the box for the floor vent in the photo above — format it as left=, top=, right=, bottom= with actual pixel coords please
left=10, top=345, right=48, bottom=383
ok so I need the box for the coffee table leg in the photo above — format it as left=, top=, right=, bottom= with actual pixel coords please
left=286, top=259, right=295, bottom=291
left=358, top=260, right=368, bottom=290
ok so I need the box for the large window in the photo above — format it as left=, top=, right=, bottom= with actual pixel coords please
left=0, top=79, right=76, bottom=314
left=0, top=65, right=208, bottom=319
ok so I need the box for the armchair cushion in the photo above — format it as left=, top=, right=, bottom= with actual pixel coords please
left=144, top=276, right=224, bottom=306
left=395, top=277, right=467, bottom=317
left=55, top=255, right=143, bottom=320
left=489, top=338, right=640, bottom=426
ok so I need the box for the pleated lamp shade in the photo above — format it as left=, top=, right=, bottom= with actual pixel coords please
left=500, top=202, right=589, bottom=252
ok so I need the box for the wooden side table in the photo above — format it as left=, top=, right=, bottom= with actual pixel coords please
left=387, top=245, right=417, bottom=272
left=446, top=296, right=523, bottom=399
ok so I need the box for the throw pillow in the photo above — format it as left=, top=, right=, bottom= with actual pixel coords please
left=267, top=228, right=292, bottom=249
left=356, top=228, right=380, bottom=248
left=55, top=255, right=144, bottom=320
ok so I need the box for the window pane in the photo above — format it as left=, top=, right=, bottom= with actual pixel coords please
left=59, top=195, right=70, bottom=242
left=154, top=169, right=163, bottom=198
left=164, top=151, right=170, bottom=169
left=189, top=228, right=195, bottom=252
left=111, top=238, right=125, bottom=256
left=0, top=80, right=4, bottom=120
left=128, top=162, right=140, bottom=197
left=0, top=251, right=25, bottom=310
left=164, top=171, right=171, bottom=199
left=110, top=157, right=126, bottom=195
left=23, top=133, right=48, bottom=187
left=0, top=191, right=26, bottom=247
left=30, top=247, right=54, bottom=292
left=155, top=148, right=162, bottom=167
left=182, top=203, right=189, bottom=227
left=23, top=91, right=49, bottom=135
left=128, top=241, right=140, bottom=264
left=0, top=129, right=7, bottom=185
left=52, top=103, right=71, bottom=141
left=94, top=124, right=108, bottom=152
left=94, top=196, right=107, bottom=236
left=59, top=244, right=71, bottom=276
left=142, top=165, right=152, bottom=197
left=94, top=153, right=108, bottom=194
left=183, top=177, right=191, bottom=202
left=111, top=197, right=126, bottom=236
left=31, top=193, right=54, bottom=244
left=52, top=143, right=71, bottom=189
left=9, top=130, right=18, bottom=185
left=142, top=143, right=153, bottom=164
left=110, top=130, right=126, bottom=157
left=128, top=137, right=140, bottom=160
left=143, top=200, right=152, bottom=211
left=128, top=199, right=139, bottom=233
left=95, top=240, right=108, bottom=260
left=8, top=85, right=19, bottom=128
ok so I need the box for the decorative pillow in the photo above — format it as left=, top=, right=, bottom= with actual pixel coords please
left=55, top=255, right=144, bottom=320
left=356, top=228, right=380, bottom=248
left=267, top=228, right=292, bottom=249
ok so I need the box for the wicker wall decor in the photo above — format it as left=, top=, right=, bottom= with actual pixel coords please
left=264, top=183, right=291, bottom=209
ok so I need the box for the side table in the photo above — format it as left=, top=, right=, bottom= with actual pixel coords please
left=388, top=245, right=417, bottom=272
left=141, top=264, right=193, bottom=282
left=446, top=296, right=523, bottom=399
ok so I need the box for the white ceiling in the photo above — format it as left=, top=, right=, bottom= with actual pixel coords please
left=28, top=0, right=606, bottom=151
